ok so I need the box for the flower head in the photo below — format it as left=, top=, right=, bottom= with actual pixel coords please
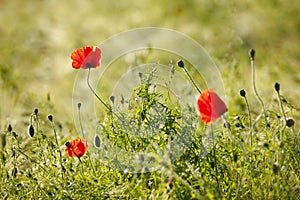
left=197, top=89, right=227, bottom=124
left=65, top=138, right=88, bottom=158
left=71, top=46, right=101, bottom=69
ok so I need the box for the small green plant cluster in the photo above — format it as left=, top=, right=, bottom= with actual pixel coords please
left=1, top=51, right=299, bottom=200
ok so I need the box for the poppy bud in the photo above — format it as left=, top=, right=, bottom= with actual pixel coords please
left=110, top=96, right=115, bottom=104
left=274, top=82, right=280, bottom=92
left=12, top=131, right=18, bottom=139
left=65, top=141, right=71, bottom=148
left=138, top=72, right=143, bottom=78
left=47, top=114, right=53, bottom=122
left=177, top=60, right=185, bottom=68
left=286, top=118, right=295, bottom=127
left=34, top=108, right=39, bottom=115
left=77, top=102, right=82, bottom=109
left=28, top=124, right=35, bottom=137
left=249, top=49, right=255, bottom=60
left=94, top=135, right=101, bottom=148
left=7, top=124, right=12, bottom=132
left=240, top=89, right=246, bottom=97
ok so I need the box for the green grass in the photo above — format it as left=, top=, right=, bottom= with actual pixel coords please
left=1, top=0, right=300, bottom=199
left=1, top=64, right=299, bottom=199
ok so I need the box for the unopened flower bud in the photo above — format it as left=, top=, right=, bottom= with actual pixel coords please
left=110, top=96, right=115, bottom=104
left=177, top=60, right=185, bottom=68
left=249, top=49, right=255, bottom=60
left=34, top=108, right=39, bottom=115
left=28, top=124, right=35, bottom=137
left=12, top=131, right=18, bottom=139
left=286, top=118, right=295, bottom=127
left=138, top=72, right=143, bottom=78
left=77, top=102, right=82, bottom=109
left=240, top=89, right=246, bottom=97
left=47, top=114, right=53, bottom=122
left=94, top=135, right=101, bottom=148
left=7, top=124, right=12, bottom=132
left=274, top=82, right=280, bottom=92
left=65, top=141, right=71, bottom=148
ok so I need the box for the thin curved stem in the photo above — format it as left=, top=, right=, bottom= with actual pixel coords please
left=86, top=68, right=123, bottom=122
left=78, top=105, right=85, bottom=139
left=243, top=96, right=253, bottom=149
left=87, top=68, right=112, bottom=111
left=183, top=67, right=202, bottom=94
left=276, top=90, right=286, bottom=122
left=251, top=59, right=269, bottom=127
left=50, top=120, right=64, bottom=176
left=251, top=60, right=265, bottom=112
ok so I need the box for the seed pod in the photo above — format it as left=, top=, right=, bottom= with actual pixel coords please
left=28, top=124, right=35, bottom=137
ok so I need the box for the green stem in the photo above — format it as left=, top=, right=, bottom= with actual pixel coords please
left=77, top=103, right=96, bottom=175
left=276, top=90, right=286, bottom=123
left=87, top=68, right=112, bottom=112
left=243, top=95, right=253, bottom=197
left=77, top=105, right=86, bottom=140
left=210, top=124, right=221, bottom=194
left=50, top=120, right=64, bottom=175
left=183, top=67, right=202, bottom=94
left=251, top=58, right=268, bottom=126
left=87, top=68, right=123, bottom=122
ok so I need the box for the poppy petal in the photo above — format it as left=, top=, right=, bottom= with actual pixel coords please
left=197, top=89, right=227, bottom=124
left=65, top=138, right=88, bottom=158
left=70, top=46, right=101, bottom=69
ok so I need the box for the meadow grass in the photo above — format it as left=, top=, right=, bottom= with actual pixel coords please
left=1, top=62, right=299, bottom=199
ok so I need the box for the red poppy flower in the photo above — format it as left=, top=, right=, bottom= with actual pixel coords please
left=197, top=89, right=227, bottom=124
left=65, top=138, right=88, bottom=158
left=71, top=46, right=101, bottom=69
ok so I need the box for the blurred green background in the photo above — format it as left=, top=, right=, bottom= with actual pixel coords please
left=1, top=0, right=299, bottom=130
